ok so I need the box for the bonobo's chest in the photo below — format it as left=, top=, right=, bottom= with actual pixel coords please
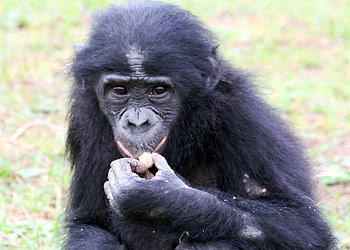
left=187, top=165, right=219, bottom=189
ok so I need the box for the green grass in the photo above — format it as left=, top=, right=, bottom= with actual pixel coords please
left=1, top=0, right=349, bottom=249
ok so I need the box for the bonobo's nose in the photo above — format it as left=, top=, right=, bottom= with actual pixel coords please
left=127, top=111, right=150, bottom=133
left=122, top=107, right=157, bottom=134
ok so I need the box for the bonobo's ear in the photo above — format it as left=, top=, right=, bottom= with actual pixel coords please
left=74, top=43, right=86, bottom=53
left=202, top=45, right=220, bottom=92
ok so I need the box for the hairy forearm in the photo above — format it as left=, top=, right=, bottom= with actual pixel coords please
left=166, top=188, right=243, bottom=238
left=120, top=186, right=246, bottom=240
left=168, top=192, right=333, bottom=249
left=120, top=186, right=334, bottom=249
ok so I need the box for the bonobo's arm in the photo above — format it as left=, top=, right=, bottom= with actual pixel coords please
left=104, top=154, right=335, bottom=249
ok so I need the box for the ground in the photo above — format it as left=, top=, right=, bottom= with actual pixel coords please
left=0, top=0, right=349, bottom=249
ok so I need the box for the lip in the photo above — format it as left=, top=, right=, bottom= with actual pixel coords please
left=116, top=135, right=168, bottom=158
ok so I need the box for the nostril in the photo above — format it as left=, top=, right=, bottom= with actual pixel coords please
left=128, top=121, right=136, bottom=128
left=140, top=120, right=150, bottom=129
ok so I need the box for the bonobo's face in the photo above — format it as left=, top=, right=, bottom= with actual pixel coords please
left=95, top=73, right=181, bottom=157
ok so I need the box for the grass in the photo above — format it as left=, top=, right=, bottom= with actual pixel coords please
left=0, top=0, right=349, bottom=249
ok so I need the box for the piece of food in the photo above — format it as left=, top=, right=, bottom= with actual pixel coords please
left=129, top=153, right=155, bottom=180
left=143, top=171, right=155, bottom=180
left=138, top=152, right=154, bottom=169
left=130, top=161, right=148, bottom=175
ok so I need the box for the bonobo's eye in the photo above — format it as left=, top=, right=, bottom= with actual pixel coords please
left=111, top=86, right=128, bottom=96
left=150, top=86, right=167, bottom=96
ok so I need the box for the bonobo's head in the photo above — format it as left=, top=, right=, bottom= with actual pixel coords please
left=94, top=69, right=180, bottom=157
left=72, top=1, right=220, bottom=157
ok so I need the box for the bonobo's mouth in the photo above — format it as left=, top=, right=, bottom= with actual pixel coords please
left=116, top=136, right=168, bottom=158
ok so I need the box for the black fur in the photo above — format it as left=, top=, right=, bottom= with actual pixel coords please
left=65, top=1, right=335, bottom=249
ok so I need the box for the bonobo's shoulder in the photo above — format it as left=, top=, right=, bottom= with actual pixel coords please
left=219, top=60, right=253, bottom=87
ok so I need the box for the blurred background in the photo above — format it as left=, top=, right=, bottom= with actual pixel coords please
left=0, top=0, right=349, bottom=249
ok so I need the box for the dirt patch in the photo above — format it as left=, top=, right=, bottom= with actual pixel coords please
left=317, top=182, right=350, bottom=213
left=309, top=134, right=350, bottom=216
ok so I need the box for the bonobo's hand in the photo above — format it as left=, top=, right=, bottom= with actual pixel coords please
left=104, top=153, right=189, bottom=217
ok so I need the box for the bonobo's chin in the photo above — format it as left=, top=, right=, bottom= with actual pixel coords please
left=115, top=135, right=168, bottom=158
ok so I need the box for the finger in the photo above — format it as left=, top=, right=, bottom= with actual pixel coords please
left=104, top=181, right=120, bottom=212
left=107, top=167, right=117, bottom=183
left=110, top=158, right=139, bottom=180
left=110, top=158, right=137, bottom=173
left=151, top=153, right=174, bottom=173
left=104, top=181, right=114, bottom=200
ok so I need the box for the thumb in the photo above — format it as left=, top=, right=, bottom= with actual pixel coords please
left=151, top=153, right=173, bottom=173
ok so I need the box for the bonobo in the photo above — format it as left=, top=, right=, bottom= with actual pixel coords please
left=64, top=1, right=335, bottom=249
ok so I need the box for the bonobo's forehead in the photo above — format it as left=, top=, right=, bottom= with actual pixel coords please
left=125, top=46, right=145, bottom=77
left=100, top=74, right=173, bottom=87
